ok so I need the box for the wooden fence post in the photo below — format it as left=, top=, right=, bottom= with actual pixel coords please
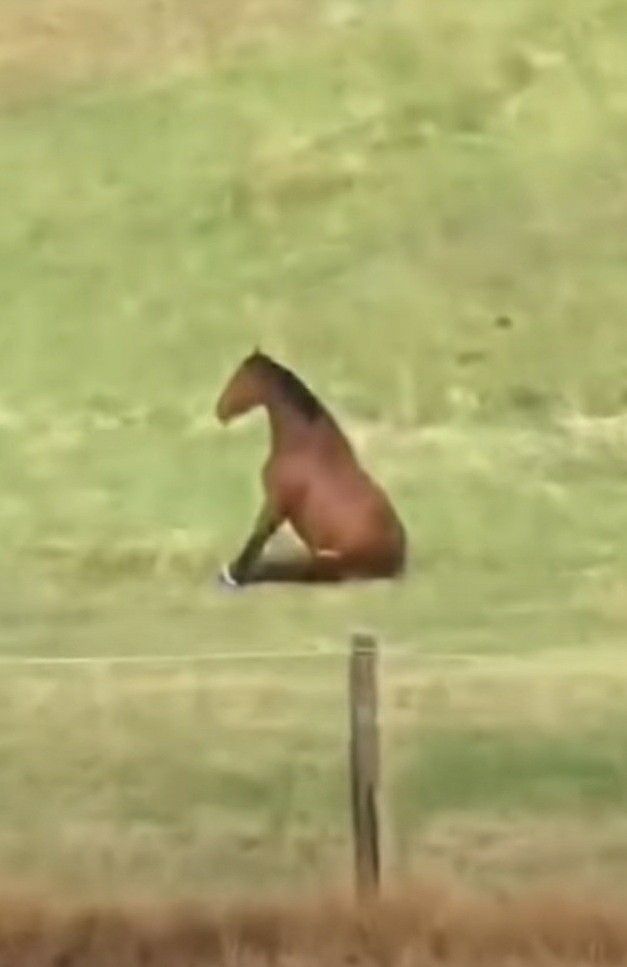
left=349, top=631, right=380, bottom=899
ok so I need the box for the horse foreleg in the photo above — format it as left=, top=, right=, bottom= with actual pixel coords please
left=237, top=549, right=344, bottom=584
left=221, top=503, right=281, bottom=586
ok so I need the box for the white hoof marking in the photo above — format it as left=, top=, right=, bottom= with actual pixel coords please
left=220, top=564, right=239, bottom=587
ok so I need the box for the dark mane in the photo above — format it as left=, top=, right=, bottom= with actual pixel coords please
left=252, top=353, right=326, bottom=422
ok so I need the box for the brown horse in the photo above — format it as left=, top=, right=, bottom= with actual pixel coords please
left=215, top=351, right=406, bottom=585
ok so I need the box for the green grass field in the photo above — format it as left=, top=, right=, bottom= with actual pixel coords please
left=1, top=0, right=627, bottom=900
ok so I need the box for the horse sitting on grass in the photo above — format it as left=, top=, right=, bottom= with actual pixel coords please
left=215, top=351, right=406, bottom=585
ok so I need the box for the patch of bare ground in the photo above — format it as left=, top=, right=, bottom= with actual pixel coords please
left=0, top=879, right=627, bottom=965
left=0, top=0, right=315, bottom=105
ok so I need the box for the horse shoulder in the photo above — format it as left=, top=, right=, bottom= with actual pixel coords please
left=262, top=456, right=305, bottom=514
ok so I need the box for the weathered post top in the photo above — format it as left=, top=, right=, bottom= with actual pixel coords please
left=351, top=630, right=377, bottom=654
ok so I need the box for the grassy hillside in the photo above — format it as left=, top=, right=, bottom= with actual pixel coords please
left=0, top=0, right=627, bottom=897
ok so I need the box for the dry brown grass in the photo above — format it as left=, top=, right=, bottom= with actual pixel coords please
left=0, top=0, right=315, bottom=105
left=1, top=879, right=627, bottom=965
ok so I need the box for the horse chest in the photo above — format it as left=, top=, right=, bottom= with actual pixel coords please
left=262, top=446, right=317, bottom=483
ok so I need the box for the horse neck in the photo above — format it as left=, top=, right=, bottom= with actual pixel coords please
left=264, top=392, right=312, bottom=451
left=263, top=387, right=353, bottom=458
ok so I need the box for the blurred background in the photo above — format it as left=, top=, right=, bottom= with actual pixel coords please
left=1, top=0, right=627, bottom=900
